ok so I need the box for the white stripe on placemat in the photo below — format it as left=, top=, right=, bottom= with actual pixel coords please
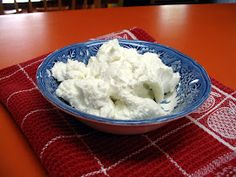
left=186, top=116, right=235, bottom=151
left=82, top=142, right=154, bottom=177
left=215, top=165, right=236, bottom=177
left=190, top=152, right=236, bottom=177
left=196, top=90, right=236, bottom=121
left=20, top=108, right=57, bottom=128
left=81, top=169, right=104, bottom=177
left=39, top=133, right=92, bottom=160
left=81, top=120, right=193, bottom=177
left=54, top=109, right=110, bottom=177
left=92, top=29, right=138, bottom=40
left=212, top=85, right=236, bottom=101
left=0, top=59, right=43, bottom=81
left=123, top=29, right=138, bottom=40
left=18, top=64, right=38, bottom=88
left=106, top=121, right=193, bottom=172
left=143, top=135, right=191, bottom=177
left=80, top=138, right=110, bottom=177
left=6, top=87, right=37, bottom=107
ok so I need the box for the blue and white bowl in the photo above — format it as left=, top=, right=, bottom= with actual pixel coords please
left=36, top=40, right=211, bottom=134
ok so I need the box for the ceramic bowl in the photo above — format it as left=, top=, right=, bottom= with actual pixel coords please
left=36, top=40, right=211, bottom=134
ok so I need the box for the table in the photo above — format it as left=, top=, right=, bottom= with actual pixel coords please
left=0, top=4, right=235, bottom=177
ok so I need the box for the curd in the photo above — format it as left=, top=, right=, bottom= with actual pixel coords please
left=51, top=39, right=180, bottom=120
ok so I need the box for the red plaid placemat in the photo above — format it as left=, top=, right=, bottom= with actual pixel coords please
left=0, top=28, right=235, bottom=177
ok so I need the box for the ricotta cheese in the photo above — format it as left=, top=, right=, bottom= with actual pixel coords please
left=51, top=39, right=180, bottom=120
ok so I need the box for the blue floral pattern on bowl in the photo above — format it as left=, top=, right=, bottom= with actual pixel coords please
left=36, top=39, right=211, bottom=125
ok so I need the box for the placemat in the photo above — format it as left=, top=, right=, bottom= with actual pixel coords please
left=0, top=27, right=235, bottom=177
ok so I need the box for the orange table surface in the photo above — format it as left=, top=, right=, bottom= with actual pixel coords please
left=0, top=4, right=236, bottom=177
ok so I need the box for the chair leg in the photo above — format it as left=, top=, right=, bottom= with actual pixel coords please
left=14, top=0, right=20, bottom=13
left=58, top=0, right=62, bottom=10
left=118, top=0, right=124, bottom=6
left=43, top=0, right=47, bottom=11
left=71, top=0, right=76, bottom=9
left=83, top=0, right=88, bottom=8
left=28, top=0, right=33, bottom=12
left=94, top=0, right=101, bottom=8
left=0, top=0, right=4, bottom=15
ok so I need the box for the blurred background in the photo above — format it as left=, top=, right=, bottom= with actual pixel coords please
left=1, top=0, right=236, bottom=15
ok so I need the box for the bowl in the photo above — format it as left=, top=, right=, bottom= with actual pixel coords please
left=36, top=39, right=211, bottom=134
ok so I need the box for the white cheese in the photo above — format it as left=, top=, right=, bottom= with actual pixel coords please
left=51, top=39, right=180, bottom=120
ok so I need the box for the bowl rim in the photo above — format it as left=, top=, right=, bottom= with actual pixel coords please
left=36, top=39, right=211, bottom=125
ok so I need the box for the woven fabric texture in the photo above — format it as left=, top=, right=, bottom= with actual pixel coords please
left=0, top=28, right=235, bottom=177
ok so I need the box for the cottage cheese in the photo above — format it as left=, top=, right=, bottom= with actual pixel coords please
left=51, top=39, right=180, bottom=120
